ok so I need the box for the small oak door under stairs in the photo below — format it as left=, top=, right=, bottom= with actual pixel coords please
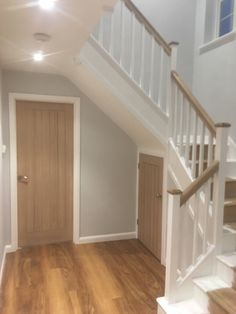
left=138, top=154, right=163, bottom=260
left=16, top=100, right=73, bottom=247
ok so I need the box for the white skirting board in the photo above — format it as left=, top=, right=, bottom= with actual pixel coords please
left=0, top=245, right=15, bottom=287
left=79, top=232, right=137, bottom=244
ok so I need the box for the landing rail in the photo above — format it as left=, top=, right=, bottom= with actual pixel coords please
left=124, top=0, right=171, bottom=55
left=171, top=71, right=216, bottom=136
left=91, top=0, right=173, bottom=114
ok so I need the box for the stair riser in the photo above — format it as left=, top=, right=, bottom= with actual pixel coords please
left=217, top=260, right=235, bottom=287
left=193, top=285, right=209, bottom=312
left=222, top=234, right=236, bottom=253
left=224, top=205, right=236, bottom=223
left=225, top=181, right=236, bottom=199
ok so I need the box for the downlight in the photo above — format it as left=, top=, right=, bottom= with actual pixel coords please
left=33, top=51, right=44, bottom=62
left=38, top=0, right=57, bottom=10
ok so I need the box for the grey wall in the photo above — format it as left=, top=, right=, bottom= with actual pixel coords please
left=193, top=0, right=236, bottom=142
left=132, top=0, right=197, bottom=87
left=2, top=70, right=137, bottom=244
left=0, top=69, right=4, bottom=267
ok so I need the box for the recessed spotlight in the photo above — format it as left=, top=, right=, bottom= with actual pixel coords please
left=38, top=0, right=56, bottom=10
left=33, top=51, right=44, bottom=62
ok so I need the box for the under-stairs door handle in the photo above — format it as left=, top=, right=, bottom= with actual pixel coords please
left=156, top=193, right=162, bottom=199
left=18, top=175, right=29, bottom=184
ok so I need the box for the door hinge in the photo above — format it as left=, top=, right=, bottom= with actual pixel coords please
left=137, top=218, right=139, bottom=225
left=138, top=163, right=140, bottom=170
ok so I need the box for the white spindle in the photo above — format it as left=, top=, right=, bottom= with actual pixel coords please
left=170, top=80, right=176, bottom=138
left=202, top=181, right=211, bottom=254
left=207, top=132, right=214, bottom=167
left=98, top=16, right=104, bottom=46
left=199, top=123, right=206, bottom=175
left=178, top=93, right=184, bottom=156
left=130, top=12, right=136, bottom=78
left=140, top=24, right=146, bottom=88
left=158, top=47, right=165, bottom=109
left=169, top=41, right=179, bottom=71
left=167, top=42, right=178, bottom=116
left=109, top=13, right=115, bottom=55
left=192, top=191, right=200, bottom=264
left=173, top=84, right=178, bottom=145
left=184, top=101, right=191, bottom=168
left=149, top=37, right=155, bottom=99
left=191, top=112, right=198, bottom=178
left=120, top=1, right=125, bottom=67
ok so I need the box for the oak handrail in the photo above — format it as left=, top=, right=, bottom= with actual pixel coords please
left=171, top=71, right=216, bottom=136
left=180, top=160, right=219, bottom=206
left=124, top=0, right=171, bottom=56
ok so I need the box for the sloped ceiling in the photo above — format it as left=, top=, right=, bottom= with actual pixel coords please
left=0, top=0, right=165, bottom=152
left=0, top=0, right=116, bottom=73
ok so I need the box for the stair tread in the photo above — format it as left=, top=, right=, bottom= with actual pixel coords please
left=193, top=276, right=230, bottom=292
left=158, top=297, right=207, bottom=314
left=217, top=252, right=236, bottom=268
left=224, top=223, right=236, bottom=233
left=224, top=198, right=236, bottom=207
left=208, top=288, right=236, bottom=314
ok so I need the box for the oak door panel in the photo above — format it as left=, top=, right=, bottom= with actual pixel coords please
left=16, top=101, right=73, bottom=247
left=138, top=154, right=163, bottom=260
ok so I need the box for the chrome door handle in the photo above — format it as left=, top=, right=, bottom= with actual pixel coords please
left=18, top=175, right=29, bottom=184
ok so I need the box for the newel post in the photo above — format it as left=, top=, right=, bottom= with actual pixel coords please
left=213, top=123, right=231, bottom=254
left=165, top=189, right=182, bottom=304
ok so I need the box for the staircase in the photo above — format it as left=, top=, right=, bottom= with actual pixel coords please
left=82, top=0, right=236, bottom=312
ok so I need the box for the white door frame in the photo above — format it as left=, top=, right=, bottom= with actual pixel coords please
left=9, top=93, right=80, bottom=251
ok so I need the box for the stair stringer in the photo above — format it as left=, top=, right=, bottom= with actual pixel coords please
left=77, top=37, right=169, bottom=146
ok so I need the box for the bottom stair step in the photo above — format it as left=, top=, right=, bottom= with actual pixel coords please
left=157, top=297, right=207, bottom=314
left=208, top=288, right=236, bottom=314
left=193, top=276, right=230, bottom=292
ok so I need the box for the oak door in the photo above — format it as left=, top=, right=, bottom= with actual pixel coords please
left=16, top=100, right=73, bottom=247
left=138, top=154, right=163, bottom=260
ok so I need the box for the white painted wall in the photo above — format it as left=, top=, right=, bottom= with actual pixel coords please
left=193, top=0, right=236, bottom=142
left=0, top=69, right=4, bottom=267
left=132, top=0, right=197, bottom=87
left=2, top=70, right=137, bottom=245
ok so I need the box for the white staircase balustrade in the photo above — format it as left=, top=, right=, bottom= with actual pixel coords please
left=170, top=71, right=216, bottom=179
left=166, top=124, right=230, bottom=304
left=92, top=0, right=171, bottom=115
left=89, top=0, right=232, bottom=309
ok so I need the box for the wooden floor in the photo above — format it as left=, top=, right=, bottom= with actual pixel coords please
left=0, top=240, right=165, bottom=314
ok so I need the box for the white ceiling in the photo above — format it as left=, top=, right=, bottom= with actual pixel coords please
left=0, top=0, right=165, bottom=151
left=0, top=0, right=116, bottom=74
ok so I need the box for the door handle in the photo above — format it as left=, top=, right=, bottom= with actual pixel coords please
left=18, top=175, right=29, bottom=184
left=156, top=193, right=162, bottom=199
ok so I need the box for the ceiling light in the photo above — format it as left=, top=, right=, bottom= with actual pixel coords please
left=33, top=51, right=44, bottom=62
left=38, top=0, right=56, bottom=10
left=34, top=33, right=51, bottom=43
